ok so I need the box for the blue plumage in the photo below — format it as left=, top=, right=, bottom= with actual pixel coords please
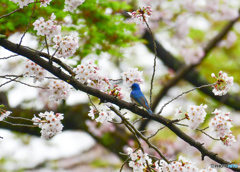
left=130, top=83, right=153, bottom=115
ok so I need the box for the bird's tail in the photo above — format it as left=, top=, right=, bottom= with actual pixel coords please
left=147, top=108, right=153, bottom=116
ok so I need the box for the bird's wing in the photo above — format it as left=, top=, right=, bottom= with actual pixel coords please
left=131, top=91, right=150, bottom=110
left=139, top=96, right=150, bottom=110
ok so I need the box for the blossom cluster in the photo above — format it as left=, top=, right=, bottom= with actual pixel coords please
left=126, top=149, right=216, bottom=172
left=209, top=109, right=236, bottom=146
left=160, top=156, right=200, bottom=172
left=23, top=59, right=47, bottom=83
left=121, top=68, right=144, bottom=87
left=9, top=0, right=52, bottom=8
left=88, top=106, right=115, bottom=123
left=128, top=6, right=153, bottom=24
left=52, top=34, right=79, bottom=58
left=33, top=13, right=61, bottom=39
left=0, top=111, right=12, bottom=121
left=33, top=13, right=78, bottom=59
left=107, top=84, right=124, bottom=100
left=127, top=148, right=152, bottom=172
left=160, top=156, right=218, bottom=172
left=49, top=80, right=71, bottom=102
left=211, top=71, right=234, bottom=96
left=63, top=0, right=85, bottom=12
left=32, top=111, right=64, bottom=139
left=175, top=105, right=236, bottom=147
left=9, top=0, right=34, bottom=8
left=220, top=133, right=236, bottom=147
left=187, top=104, right=207, bottom=130
left=73, top=61, right=110, bottom=91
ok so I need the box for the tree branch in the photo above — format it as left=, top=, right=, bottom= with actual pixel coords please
left=0, top=38, right=239, bottom=171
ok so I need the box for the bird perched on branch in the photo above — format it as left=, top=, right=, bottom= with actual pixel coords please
left=130, top=83, right=153, bottom=115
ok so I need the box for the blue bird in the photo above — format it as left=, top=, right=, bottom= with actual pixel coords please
left=130, top=83, right=153, bottom=115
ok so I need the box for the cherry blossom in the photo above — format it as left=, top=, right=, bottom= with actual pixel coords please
left=160, top=156, right=199, bottom=172
left=221, top=133, right=236, bottom=146
left=23, top=59, right=47, bottom=83
left=63, top=0, right=85, bottom=12
left=10, top=0, right=52, bottom=8
left=40, top=0, right=52, bottom=7
left=174, top=107, right=182, bottom=116
left=211, top=71, right=234, bottom=96
left=121, top=68, right=144, bottom=87
left=128, top=6, right=153, bottom=24
left=73, top=61, right=110, bottom=91
left=209, top=109, right=233, bottom=138
left=9, top=0, right=34, bottom=8
left=32, top=111, right=64, bottom=139
left=33, top=13, right=61, bottom=39
left=0, top=111, right=12, bottom=121
left=88, top=105, right=115, bottom=123
left=53, top=34, right=78, bottom=58
left=127, top=147, right=152, bottom=172
left=187, top=104, right=207, bottom=130
left=107, top=84, right=124, bottom=100
left=209, top=109, right=236, bottom=146
left=49, top=80, right=71, bottom=102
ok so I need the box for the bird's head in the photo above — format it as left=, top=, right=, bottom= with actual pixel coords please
left=131, top=83, right=141, bottom=90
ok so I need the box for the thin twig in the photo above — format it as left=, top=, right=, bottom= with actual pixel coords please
left=0, top=54, right=19, bottom=60
left=109, top=105, right=170, bottom=164
left=147, top=126, right=166, bottom=140
left=4, top=77, right=49, bottom=89
left=3, top=120, right=37, bottom=128
left=143, top=16, right=157, bottom=108
left=0, top=8, right=21, bottom=20
left=51, top=46, right=60, bottom=59
left=120, top=157, right=130, bottom=172
left=132, top=117, right=148, bottom=125
left=124, top=120, right=144, bottom=152
left=0, top=75, right=58, bottom=81
left=0, top=1, right=43, bottom=20
left=148, top=154, right=161, bottom=161
left=198, top=126, right=209, bottom=131
left=18, top=1, right=37, bottom=48
left=157, top=83, right=215, bottom=115
left=8, top=116, right=35, bottom=122
left=108, top=79, right=122, bottom=82
left=0, top=76, right=19, bottom=87
left=169, top=117, right=187, bottom=124
left=87, top=94, right=99, bottom=113
left=175, top=123, right=220, bottom=141
left=0, top=74, right=23, bottom=78
left=44, top=36, right=50, bottom=55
